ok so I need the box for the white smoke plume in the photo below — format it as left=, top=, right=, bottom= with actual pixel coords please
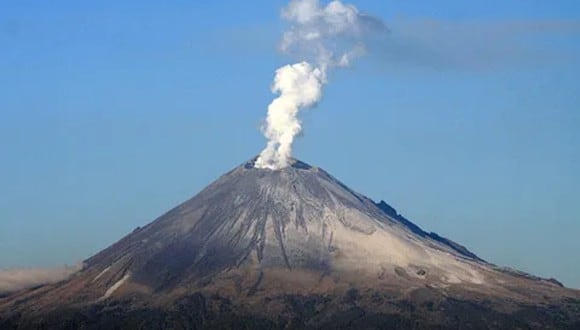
left=0, top=263, right=83, bottom=295
left=255, top=0, right=386, bottom=170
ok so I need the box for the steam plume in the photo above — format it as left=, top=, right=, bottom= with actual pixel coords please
left=255, top=0, right=385, bottom=170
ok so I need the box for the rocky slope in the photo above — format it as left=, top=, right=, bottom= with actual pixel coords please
left=1, top=158, right=579, bottom=329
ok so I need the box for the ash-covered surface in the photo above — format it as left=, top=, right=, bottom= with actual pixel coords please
left=1, top=157, right=579, bottom=329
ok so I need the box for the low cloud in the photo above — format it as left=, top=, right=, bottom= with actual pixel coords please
left=0, top=264, right=83, bottom=295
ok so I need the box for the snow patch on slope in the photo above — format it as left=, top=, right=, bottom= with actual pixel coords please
left=98, top=273, right=130, bottom=301
left=92, top=266, right=111, bottom=282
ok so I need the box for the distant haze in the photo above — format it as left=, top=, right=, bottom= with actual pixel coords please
left=0, top=264, right=82, bottom=294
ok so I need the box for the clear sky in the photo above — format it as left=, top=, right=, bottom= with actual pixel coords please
left=1, top=1, right=579, bottom=287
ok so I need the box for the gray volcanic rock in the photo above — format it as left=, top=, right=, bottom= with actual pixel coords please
left=1, top=158, right=579, bottom=329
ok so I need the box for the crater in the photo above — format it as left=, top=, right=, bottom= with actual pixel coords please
left=244, top=157, right=313, bottom=171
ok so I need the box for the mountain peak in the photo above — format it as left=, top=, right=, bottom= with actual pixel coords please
left=2, top=156, right=579, bottom=329
left=243, top=156, right=313, bottom=171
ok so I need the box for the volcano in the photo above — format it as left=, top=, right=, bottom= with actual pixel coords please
left=1, top=158, right=579, bottom=329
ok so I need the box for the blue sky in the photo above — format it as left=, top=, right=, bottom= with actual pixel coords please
left=1, top=1, right=579, bottom=287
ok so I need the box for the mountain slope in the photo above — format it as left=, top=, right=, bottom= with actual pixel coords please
left=1, top=158, right=579, bottom=329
